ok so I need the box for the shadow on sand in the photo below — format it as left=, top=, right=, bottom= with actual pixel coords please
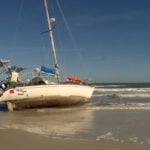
left=0, top=102, right=8, bottom=111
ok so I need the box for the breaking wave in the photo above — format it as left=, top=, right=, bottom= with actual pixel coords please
left=93, top=86, right=150, bottom=98
left=96, top=132, right=150, bottom=145
left=89, top=85, right=150, bottom=110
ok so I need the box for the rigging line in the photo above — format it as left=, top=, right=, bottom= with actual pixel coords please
left=40, top=35, right=52, bottom=68
left=56, top=0, right=77, bottom=49
left=56, top=0, right=87, bottom=76
left=12, top=0, right=25, bottom=47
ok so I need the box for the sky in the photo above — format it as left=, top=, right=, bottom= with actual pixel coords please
left=0, top=0, right=150, bottom=83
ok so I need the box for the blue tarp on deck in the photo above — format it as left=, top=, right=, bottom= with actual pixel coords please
left=41, top=66, right=55, bottom=74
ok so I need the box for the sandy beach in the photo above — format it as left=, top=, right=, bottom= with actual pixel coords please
left=0, top=129, right=150, bottom=150
left=1, top=84, right=150, bottom=150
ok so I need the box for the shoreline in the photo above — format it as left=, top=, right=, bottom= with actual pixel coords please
left=0, top=129, right=150, bottom=150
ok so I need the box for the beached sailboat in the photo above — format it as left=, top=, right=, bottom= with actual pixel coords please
left=0, top=0, right=94, bottom=111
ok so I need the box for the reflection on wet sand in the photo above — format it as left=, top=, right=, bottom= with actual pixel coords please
left=2, top=106, right=94, bottom=139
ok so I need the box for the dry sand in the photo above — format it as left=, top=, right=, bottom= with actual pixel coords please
left=0, top=129, right=150, bottom=150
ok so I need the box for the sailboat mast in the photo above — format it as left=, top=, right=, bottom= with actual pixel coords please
left=43, top=0, right=60, bottom=83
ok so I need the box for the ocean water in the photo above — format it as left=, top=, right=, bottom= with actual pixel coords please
left=0, top=83, right=150, bottom=145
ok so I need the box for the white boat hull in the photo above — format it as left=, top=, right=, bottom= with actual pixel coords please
left=0, top=84, right=94, bottom=110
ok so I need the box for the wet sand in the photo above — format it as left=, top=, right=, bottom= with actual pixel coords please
left=0, top=129, right=150, bottom=150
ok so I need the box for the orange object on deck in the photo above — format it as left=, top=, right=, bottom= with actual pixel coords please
left=67, top=76, right=83, bottom=83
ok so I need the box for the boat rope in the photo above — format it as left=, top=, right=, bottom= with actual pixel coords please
left=56, top=0, right=77, bottom=49
left=12, top=0, right=25, bottom=47
left=56, top=0, right=88, bottom=77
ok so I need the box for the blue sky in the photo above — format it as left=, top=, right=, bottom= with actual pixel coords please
left=0, top=0, right=150, bottom=83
